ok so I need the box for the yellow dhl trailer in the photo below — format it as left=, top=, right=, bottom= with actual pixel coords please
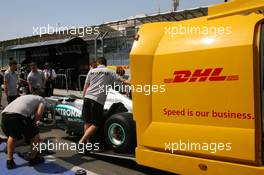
left=130, top=0, right=264, bottom=174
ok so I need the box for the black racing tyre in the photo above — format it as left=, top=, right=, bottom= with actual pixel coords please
left=106, top=102, right=128, bottom=118
left=104, top=112, right=136, bottom=153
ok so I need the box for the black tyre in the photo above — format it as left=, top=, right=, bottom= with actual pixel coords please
left=104, top=112, right=136, bottom=153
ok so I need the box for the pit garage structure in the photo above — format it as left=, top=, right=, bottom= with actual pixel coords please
left=0, top=7, right=207, bottom=90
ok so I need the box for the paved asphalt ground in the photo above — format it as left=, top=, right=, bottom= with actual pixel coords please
left=0, top=94, right=175, bottom=175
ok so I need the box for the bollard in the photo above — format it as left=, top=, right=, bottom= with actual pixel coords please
left=75, top=169, right=87, bottom=175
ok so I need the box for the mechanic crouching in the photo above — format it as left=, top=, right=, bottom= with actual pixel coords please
left=1, top=95, right=46, bottom=169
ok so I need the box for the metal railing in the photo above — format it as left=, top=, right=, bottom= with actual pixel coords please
left=58, top=68, right=76, bottom=89
left=55, top=74, right=68, bottom=91
left=78, top=74, right=87, bottom=93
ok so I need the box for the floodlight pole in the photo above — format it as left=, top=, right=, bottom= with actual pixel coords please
left=172, top=0, right=179, bottom=11
left=101, top=32, right=108, bottom=57
left=94, top=33, right=100, bottom=58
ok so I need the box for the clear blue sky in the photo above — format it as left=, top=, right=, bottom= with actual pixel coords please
left=0, top=0, right=224, bottom=41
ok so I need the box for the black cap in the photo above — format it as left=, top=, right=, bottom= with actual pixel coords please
left=29, top=62, right=37, bottom=66
left=9, top=60, right=17, bottom=66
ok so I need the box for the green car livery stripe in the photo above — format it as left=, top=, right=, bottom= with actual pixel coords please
left=55, top=104, right=82, bottom=118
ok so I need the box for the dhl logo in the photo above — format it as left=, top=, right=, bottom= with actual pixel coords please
left=164, top=68, right=239, bottom=83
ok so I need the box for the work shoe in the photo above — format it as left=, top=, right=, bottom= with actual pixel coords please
left=29, top=155, right=45, bottom=166
left=6, top=159, right=16, bottom=169
left=0, top=137, right=6, bottom=144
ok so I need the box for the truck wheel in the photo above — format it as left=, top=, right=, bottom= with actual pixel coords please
left=104, top=113, right=136, bottom=153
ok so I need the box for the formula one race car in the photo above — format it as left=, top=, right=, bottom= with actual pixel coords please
left=44, top=89, right=136, bottom=153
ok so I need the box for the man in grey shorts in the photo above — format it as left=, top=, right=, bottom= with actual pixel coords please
left=27, top=62, right=45, bottom=96
left=1, top=95, right=46, bottom=169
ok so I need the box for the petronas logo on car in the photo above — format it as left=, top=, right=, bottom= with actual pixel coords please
left=55, top=105, right=81, bottom=118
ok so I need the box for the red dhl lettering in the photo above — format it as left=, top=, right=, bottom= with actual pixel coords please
left=164, top=68, right=239, bottom=83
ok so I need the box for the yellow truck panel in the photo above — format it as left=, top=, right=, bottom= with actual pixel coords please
left=130, top=0, right=264, bottom=174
